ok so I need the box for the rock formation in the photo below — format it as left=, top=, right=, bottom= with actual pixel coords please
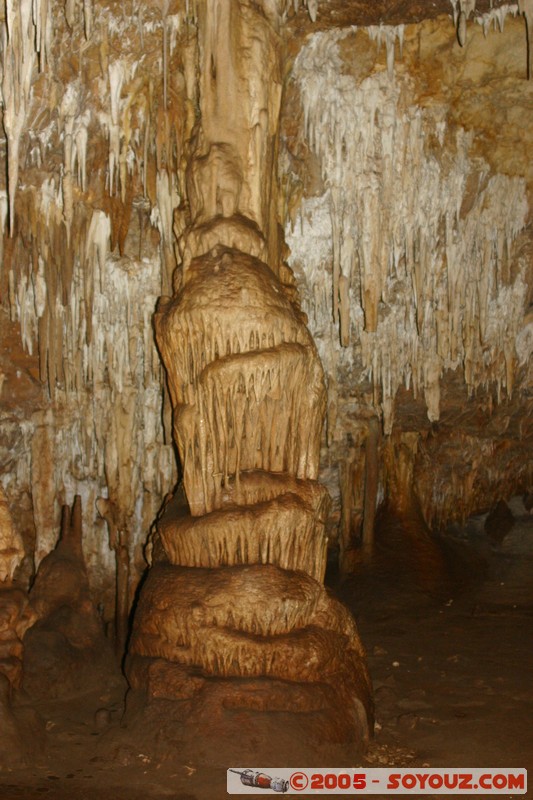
left=0, top=486, right=35, bottom=689
left=282, top=8, right=533, bottom=562
left=1, top=1, right=530, bottom=613
left=125, top=0, right=372, bottom=759
left=126, top=245, right=373, bottom=754
left=0, top=0, right=531, bottom=763
left=0, top=486, right=39, bottom=765
left=23, top=496, right=123, bottom=700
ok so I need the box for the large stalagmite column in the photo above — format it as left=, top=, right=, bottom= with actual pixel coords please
left=126, top=0, right=372, bottom=760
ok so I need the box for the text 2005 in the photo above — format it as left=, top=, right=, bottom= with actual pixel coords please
left=310, top=773, right=366, bottom=790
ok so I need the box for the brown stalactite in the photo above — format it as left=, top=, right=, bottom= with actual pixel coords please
left=115, top=537, right=130, bottom=659
left=520, top=1, right=533, bottom=79
left=362, top=417, right=380, bottom=551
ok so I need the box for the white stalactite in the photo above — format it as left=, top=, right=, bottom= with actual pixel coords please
left=367, top=25, right=405, bottom=77
left=107, top=60, right=127, bottom=195
left=287, top=29, right=529, bottom=434
left=476, top=4, right=519, bottom=36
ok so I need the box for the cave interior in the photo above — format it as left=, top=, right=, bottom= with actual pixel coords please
left=0, top=0, right=532, bottom=797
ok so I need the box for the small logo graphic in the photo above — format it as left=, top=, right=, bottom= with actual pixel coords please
left=289, top=771, right=309, bottom=791
left=229, top=769, right=289, bottom=793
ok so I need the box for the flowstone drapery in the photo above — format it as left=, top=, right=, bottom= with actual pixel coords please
left=126, top=0, right=372, bottom=760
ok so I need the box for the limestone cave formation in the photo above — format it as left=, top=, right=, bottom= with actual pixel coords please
left=0, top=0, right=532, bottom=797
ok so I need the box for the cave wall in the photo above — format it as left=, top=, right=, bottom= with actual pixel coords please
left=0, top=0, right=190, bottom=612
left=281, top=11, right=533, bottom=554
left=1, top=0, right=532, bottom=606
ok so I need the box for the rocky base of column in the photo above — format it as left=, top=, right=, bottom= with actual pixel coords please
left=124, top=500, right=373, bottom=765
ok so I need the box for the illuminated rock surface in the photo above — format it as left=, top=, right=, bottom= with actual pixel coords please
left=0, top=0, right=531, bottom=777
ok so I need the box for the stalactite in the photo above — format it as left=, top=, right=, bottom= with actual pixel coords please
left=0, top=0, right=197, bottom=615
left=367, top=24, right=405, bottom=77
left=86, top=210, right=111, bottom=296
left=60, top=83, right=83, bottom=243
left=64, top=0, right=77, bottom=29
left=1, top=0, right=37, bottom=236
left=414, top=428, right=533, bottom=529
left=457, top=0, right=476, bottom=45
left=518, top=0, right=533, bottom=77
left=476, top=3, right=519, bottom=36
left=450, top=0, right=529, bottom=74
left=6, top=204, right=176, bottom=600
left=153, top=170, right=180, bottom=293
left=107, top=61, right=126, bottom=196
left=287, top=27, right=529, bottom=434
left=83, top=0, right=92, bottom=39
left=0, top=193, right=8, bottom=278
left=96, top=497, right=130, bottom=657
left=161, top=0, right=169, bottom=111
left=362, top=418, right=379, bottom=549
left=33, top=0, right=51, bottom=71
left=0, top=487, right=25, bottom=584
left=0, top=489, right=36, bottom=697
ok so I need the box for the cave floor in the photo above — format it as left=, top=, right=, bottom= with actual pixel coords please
left=0, top=505, right=531, bottom=800
left=337, top=502, right=533, bottom=798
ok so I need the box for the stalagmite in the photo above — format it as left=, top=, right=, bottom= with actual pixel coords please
left=131, top=229, right=372, bottom=750
left=126, top=0, right=372, bottom=760
left=23, top=494, right=122, bottom=704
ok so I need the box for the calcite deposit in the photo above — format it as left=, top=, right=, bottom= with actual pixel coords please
left=0, top=486, right=37, bottom=765
left=128, top=239, right=373, bottom=751
left=126, top=0, right=373, bottom=757
left=0, top=485, right=24, bottom=584
left=282, top=9, right=533, bottom=559
left=0, top=487, right=34, bottom=690
left=0, top=0, right=532, bottom=764
left=23, top=495, right=122, bottom=701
